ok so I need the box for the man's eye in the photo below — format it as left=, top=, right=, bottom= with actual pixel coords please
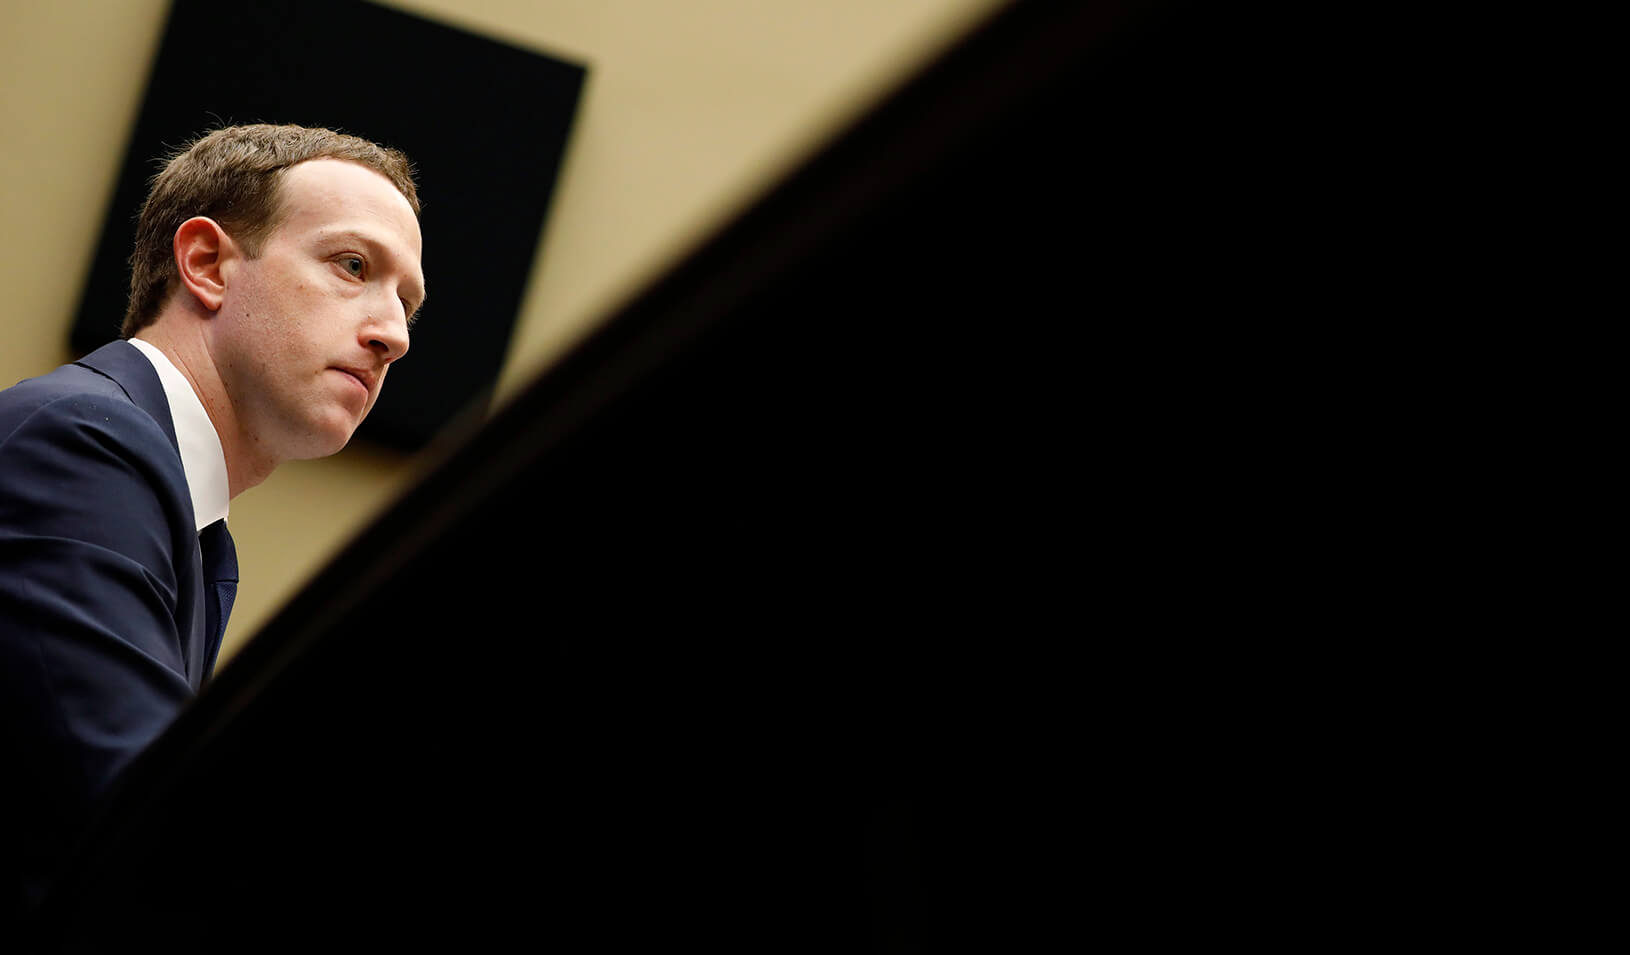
left=342, top=256, right=364, bottom=276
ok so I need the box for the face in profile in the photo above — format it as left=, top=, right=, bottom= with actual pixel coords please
left=210, top=158, right=425, bottom=461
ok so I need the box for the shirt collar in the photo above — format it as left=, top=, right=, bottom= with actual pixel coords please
left=127, top=338, right=231, bottom=532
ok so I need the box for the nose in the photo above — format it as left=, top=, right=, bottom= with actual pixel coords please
left=362, top=306, right=410, bottom=363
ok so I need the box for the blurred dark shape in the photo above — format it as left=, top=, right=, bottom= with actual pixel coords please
left=33, top=2, right=1222, bottom=951
left=70, top=0, right=584, bottom=451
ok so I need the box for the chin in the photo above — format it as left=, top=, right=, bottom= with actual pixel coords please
left=299, top=419, right=361, bottom=460
left=324, top=427, right=360, bottom=456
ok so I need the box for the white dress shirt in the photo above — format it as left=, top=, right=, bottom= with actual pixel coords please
left=127, top=338, right=230, bottom=532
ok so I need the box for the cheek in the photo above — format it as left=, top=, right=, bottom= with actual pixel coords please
left=241, top=287, right=313, bottom=346
left=222, top=296, right=306, bottom=386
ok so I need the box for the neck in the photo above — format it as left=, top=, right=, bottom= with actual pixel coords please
left=135, top=308, right=276, bottom=498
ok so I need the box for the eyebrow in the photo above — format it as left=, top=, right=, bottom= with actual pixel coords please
left=321, top=228, right=427, bottom=322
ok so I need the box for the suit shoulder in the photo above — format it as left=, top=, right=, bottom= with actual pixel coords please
left=0, top=379, right=186, bottom=516
left=2, top=358, right=126, bottom=399
left=0, top=366, right=162, bottom=452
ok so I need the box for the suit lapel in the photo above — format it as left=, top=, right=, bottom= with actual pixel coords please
left=83, top=341, right=235, bottom=680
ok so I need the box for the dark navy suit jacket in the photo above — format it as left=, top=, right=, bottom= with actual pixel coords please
left=0, top=340, right=237, bottom=923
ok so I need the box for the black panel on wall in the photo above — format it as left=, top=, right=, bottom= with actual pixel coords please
left=70, top=0, right=585, bottom=451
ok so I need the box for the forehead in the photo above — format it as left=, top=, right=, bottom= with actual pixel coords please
left=274, top=158, right=423, bottom=259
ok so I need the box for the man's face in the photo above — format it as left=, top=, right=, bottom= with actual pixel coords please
left=212, top=158, right=424, bottom=461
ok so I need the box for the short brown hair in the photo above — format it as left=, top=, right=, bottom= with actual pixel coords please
left=121, top=123, right=420, bottom=338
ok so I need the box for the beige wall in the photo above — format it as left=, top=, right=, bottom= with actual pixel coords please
left=0, top=0, right=1005, bottom=666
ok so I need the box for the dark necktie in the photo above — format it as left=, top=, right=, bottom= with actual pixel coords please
left=198, top=519, right=238, bottom=677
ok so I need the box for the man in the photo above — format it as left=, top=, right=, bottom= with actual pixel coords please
left=0, top=123, right=425, bottom=923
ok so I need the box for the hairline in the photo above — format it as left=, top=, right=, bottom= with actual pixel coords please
left=238, top=157, right=418, bottom=255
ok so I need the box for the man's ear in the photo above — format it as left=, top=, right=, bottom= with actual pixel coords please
left=173, top=216, right=235, bottom=313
